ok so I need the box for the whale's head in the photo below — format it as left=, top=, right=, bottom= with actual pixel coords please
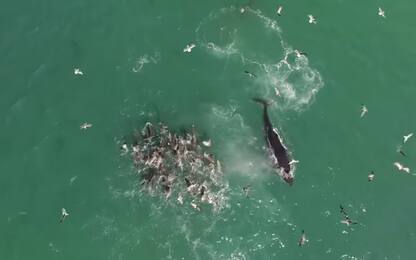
left=283, top=175, right=294, bottom=185
left=283, top=168, right=294, bottom=186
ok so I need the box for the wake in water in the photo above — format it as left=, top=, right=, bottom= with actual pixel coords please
left=196, top=6, right=324, bottom=112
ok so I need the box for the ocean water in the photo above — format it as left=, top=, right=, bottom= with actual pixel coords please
left=1, top=0, right=416, bottom=259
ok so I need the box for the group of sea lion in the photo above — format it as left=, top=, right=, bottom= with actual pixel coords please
left=124, top=122, right=226, bottom=211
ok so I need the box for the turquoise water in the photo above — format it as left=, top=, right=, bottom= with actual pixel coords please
left=1, top=1, right=416, bottom=259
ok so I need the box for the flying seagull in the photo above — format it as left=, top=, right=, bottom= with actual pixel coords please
left=298, top=230, right=308, bottom=246
left=340, top=216, right=358, bottom=226
left=59, top=208, right=69, bottom=223
left=242, top=184, right=251, bottom=197
left=183, top=43, right=196, bottom=53
left=74, top=68, right=83, bottom=75
left=360, top=105, right=368, bottom=118
left=368, top=170, right=375, bottom=182
left=308, top=15, right=317, bottom=24
left=289, top=159, right=300, bottom=165
left=274, top=87, right=280, bottom=97
left=295, top=49, right=308, bottom=58
left=403, top=133, right=413, bottom=144
left=276, top=6, right=283, bottom=16
left=190, top=201, right=201, bottom=211
left=202, top=139, right=212, bottom=147
left=80, top=122, right=92, bottom=130
left=121, top=143, right=129, bottom=155
left=378, top=7, right=386, bottom=18
left=394, top=162, right=410, bottom=174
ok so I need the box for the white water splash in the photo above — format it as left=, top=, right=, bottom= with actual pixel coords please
left=205, top=41, right=238, bottom=59
left=132, top=52, right=161, bottom=73
left=196, top=6, right=324, bottom=112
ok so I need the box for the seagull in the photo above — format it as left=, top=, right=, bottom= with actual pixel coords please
left=242, top=185, right=251, bottom=197
left=360, top=105, right=368, bottom=118
left=298, top=230, right=308, bottom=246
left=368, top=171, right=375, bottom=182
left=183, top=43, right=196, bottom=53
left=121, top=143, right=129, bottom=155
left=59, top=208, right=69, bottom=223
left=190, top=201, right=201, bottom=211
left=80, top=122, right=92, bottom=130
left=378, top=7, right=386, bottom=18
left=177, top=194, right=184, bottom=205
left=274, top=87, right=280, bottom=96
left=403, top=133, right=413, bottom=143
left=307, top=15, right=317, bottom=24
left=394, top=162, right=410, bottom=173
left=295, top=49, right=308, bottom=58
left=69, top=176, right=78, bottom=185
left=276, top=6, right=283, bottom=16
left=74, top=68, right=83, bottom=75
left=289, top=159, right=300, bottom=165
left=340, top=217, right=358, bottom=226
left=202, top=139, right=212, bottom=147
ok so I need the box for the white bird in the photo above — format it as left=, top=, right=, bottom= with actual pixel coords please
left=378, top=7, right=386, bottom=18
left=298, top=230, right=308, bottom=246
left=80, top=122, right=92, bottom=130
left=274, top=87, right=280, bottom=96
left=69, top=176, right=78, bottom=185
left=394, top=162, right=410, bottom=173
left=340, top=218, right=357, bottom=226
left=121, top=143, right=129, bottom=154
left=60, top=208, right=69, bottom=223
left=202, top=139, right=212, bottom=147
left=308, top=15, right=317, bottom=24
left=289, top=159, right=300, bottom=165
left=177, top=194, right=184, bottom=205
left=294, top=49, right=308, bottom=58
left=190, top=201, right=201, bottom=211
left=183, top=43, right=196, bottom=53
left=368, top=171, right=375, bottom=182
left=276, top=6, right=283, bottom=16
left=74, top=68, right=83, bottom=75
left=242, top=185, right=251, bottom=197
left=216, top=160, right=223, bottom=174
left=403, top=133, right=413, bottom=143
left=360, top=105, right=368, bottom=118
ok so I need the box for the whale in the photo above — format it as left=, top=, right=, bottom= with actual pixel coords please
left=253, top=98, right=294, bottom=185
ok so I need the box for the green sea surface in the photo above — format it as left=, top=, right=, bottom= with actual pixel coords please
left=1, top=0, right=416, bottom=259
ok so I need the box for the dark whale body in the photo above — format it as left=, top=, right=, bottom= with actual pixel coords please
left=253, top=98, right=293, bottom=185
